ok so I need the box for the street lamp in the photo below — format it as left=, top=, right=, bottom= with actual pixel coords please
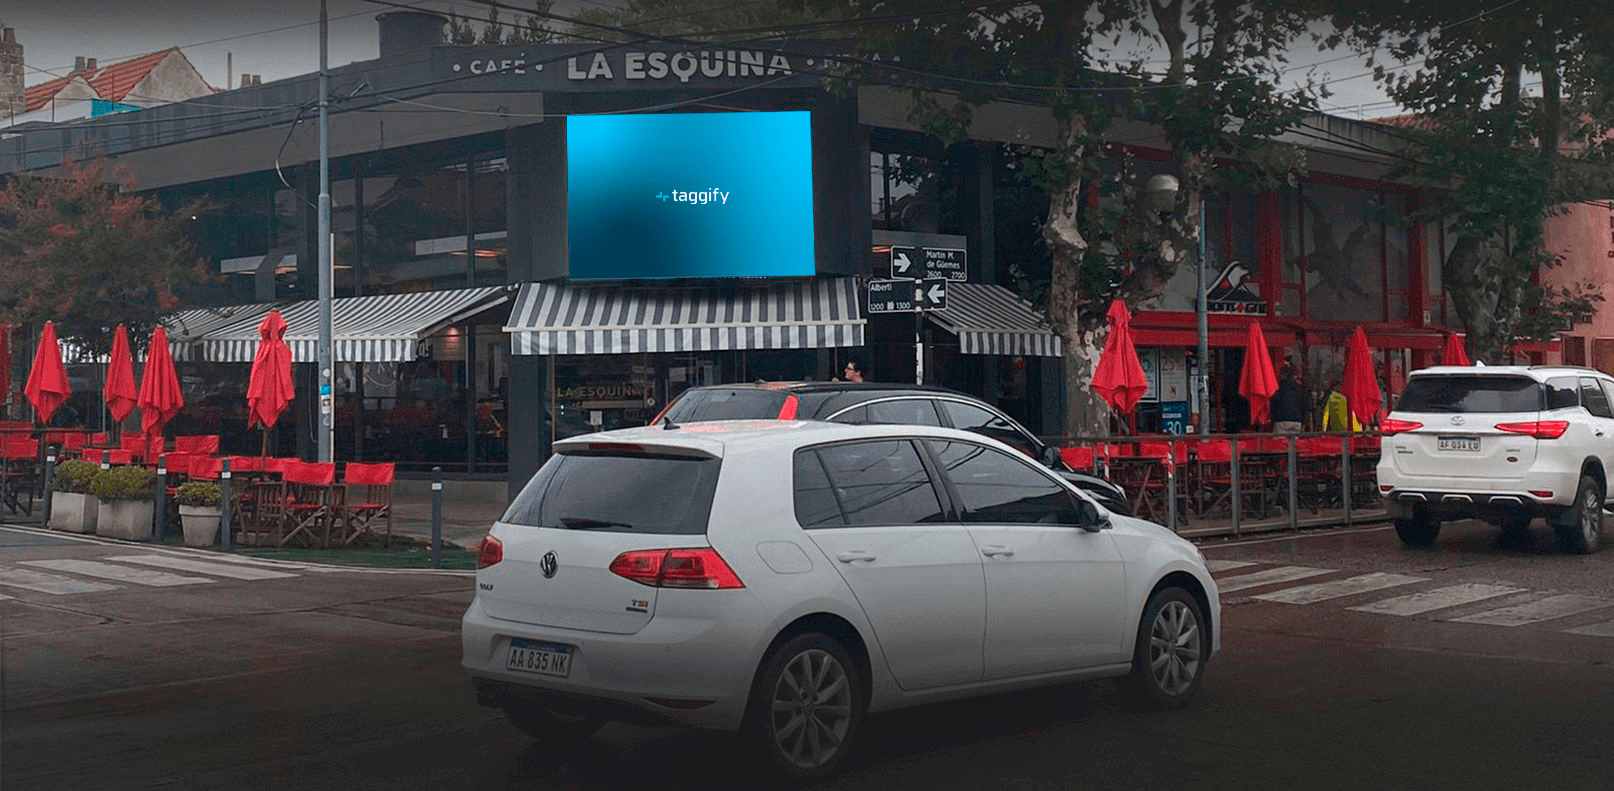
left=1141, top=173, right=1209, bottom=434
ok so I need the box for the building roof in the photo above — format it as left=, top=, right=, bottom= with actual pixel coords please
left=23, top=48, right=179, bottom=113
left=1369, top=112, right=1435, bottom=131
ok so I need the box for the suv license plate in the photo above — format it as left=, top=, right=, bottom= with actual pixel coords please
left=507, top=639, right=574, bottom=678
left=1437, top=436, right=1481, bottom=452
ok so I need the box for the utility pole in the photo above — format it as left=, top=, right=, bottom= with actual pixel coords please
left=316, top=0, right=334, bottom=462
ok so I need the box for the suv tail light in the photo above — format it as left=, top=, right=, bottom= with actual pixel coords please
left=776, top=394, right=800, bottom=420
left=477, top=535, right=503, bottom=569
left=1494, top=420, right=1570, bottom=439
left=1379, top=418, right=1423, bottom=435
left=609, top=548, right=745, bottom=589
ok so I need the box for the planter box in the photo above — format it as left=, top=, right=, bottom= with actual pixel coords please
left=95, top=500, right=155, bottom=541
left=178, top=505, right=222, bottom=548
left=48, top=492, right=98, bottom=533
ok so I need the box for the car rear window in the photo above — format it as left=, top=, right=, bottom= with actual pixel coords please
left=661, top=388, right=789, bottom=422
left=502, top=452, right=719, bottom=534
left=1395, top=375, right=1542, bottom=413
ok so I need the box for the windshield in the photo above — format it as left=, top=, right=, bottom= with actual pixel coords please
left=1395, top=375, right=1542, bottom=414
left=502, top=452, right=720, bottom=534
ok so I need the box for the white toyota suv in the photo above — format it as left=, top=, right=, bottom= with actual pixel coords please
left=1377, top=365, right=1614, bottom=553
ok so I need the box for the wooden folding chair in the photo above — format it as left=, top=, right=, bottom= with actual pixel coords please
left=276, top=461, right=343, bottom=548
left=337, top=462, right=394, bottom=547
left=0, top=436, right=40, bottom=515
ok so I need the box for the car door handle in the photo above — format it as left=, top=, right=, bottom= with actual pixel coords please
left=836, top=551, right=877, bottom=564
left=981, top=546, right=1015, bottom=558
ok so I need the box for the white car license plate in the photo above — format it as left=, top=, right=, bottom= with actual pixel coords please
left=507, top=639, right=575, bottom=678
left=1437, top=436, right=1481, bottom=452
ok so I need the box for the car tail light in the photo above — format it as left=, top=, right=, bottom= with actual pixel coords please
left=609, top=548, right=745, bottom=589
left=1379, top=418, right=1423, bottom=435
left=1493, top=420, right=1569, bottom=439
left=776, top=394, right=800, bottom=420
left=477, top=535, right=503, bottom=569
left=1379, top=485, right=1393, bottom=493
left=1529, top=490, right=1554, bottom=499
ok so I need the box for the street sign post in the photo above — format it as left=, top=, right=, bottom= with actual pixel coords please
left=868, top=278, right=948, bottom=385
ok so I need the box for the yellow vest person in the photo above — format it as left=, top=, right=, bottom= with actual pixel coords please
left=1322, top=389, right=1362, bottom=433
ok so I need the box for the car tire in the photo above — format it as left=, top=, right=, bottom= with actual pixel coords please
left=502, top=704, right=606, bottom=742
left=744, top=633, right=863, bottom=783
left=1119, top=587, right=1208, bottom=710
left=1555, top=475, right=1603, bottom=555
left=1393, top=511, right=1440, bottom=547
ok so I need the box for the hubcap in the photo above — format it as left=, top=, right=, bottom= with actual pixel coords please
left=769, top=648, right=852, bottom=769
left=1147, top=600, right=1202, bottom=696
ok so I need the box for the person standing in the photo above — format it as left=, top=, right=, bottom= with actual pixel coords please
left=1272, top=365, right=1306, bottom=433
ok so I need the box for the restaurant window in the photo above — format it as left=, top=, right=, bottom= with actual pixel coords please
left=1278, top=186, right=1302, bottom=317
left=1384, top=192, right=1411, bottom=321
left=871, top=147, right=941, bottom=233
left=363, top=159, right=472, bottom=292
left=1204, top=189, right=1263, bottom=316
left=1301, top=183, right=1387, bottom=322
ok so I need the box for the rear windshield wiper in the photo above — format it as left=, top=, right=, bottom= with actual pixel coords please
left=558, top=517, right=635, bottom=530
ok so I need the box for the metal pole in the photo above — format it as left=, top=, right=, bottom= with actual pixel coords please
left=1195, top=195, right=1210, bottom=436
left=219, top=457, right=233, bottom=550
left=914, top=303, right=924, bottom=385
left=42, top=448, right=56, bottom=527
left=316, top=0, right=335, bottom=463
left=431, top=466, right=443, bottom=569
left=154, top=453, right=167, bottom=542
left=1286, top=439, right=1299, bottom=531
left=1230, top=438, right=1242, bottom=537
left=1166, top=445, right=1177, bottom=533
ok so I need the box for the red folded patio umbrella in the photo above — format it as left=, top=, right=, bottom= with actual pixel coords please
left=24, top=321, right=70, bottom=424
left=247, top=310, right=295, bottom=431
left=1341, top=325, right=1382, bottom=428
left=138, top=326, right=184, bottom=440
left=1441, top=332, right=1471, bottom=366
left=103, top=324, right=139, bottom=426
left=1091, top=299, right=1149, bottom=423
left=1238, top=321, right=1278, bottom=428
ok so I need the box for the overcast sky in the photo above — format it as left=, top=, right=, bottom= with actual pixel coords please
left=3, top=1, right=1397, bottom=119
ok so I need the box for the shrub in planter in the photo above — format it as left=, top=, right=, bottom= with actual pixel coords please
left=48, top=460, right=102, bottom=533
left=175, top=481, right=223, bottom=547
left=91, top=465, right=157, bottom=541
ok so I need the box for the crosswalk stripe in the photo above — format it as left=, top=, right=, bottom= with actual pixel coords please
left=1206, top=560, right=1257, bottom=573
left=0, top=566, right=122, bottom=595
left=108, top=555, right=299, bottom=580
left=1254, top=572, right=1429, bottom=605
left=20, top=559, right=214, bottom=587
left=1563, top=622, right=1614, bottom=637
left=1449, top=594, right=1614, bottom=626
left=1217, top=566, right=1332, bottom=593
left=0, top=593, right=14, bottom=600
left=1348, top=583, right=1523, bottom=616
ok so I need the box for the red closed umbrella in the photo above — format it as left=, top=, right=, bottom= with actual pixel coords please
left=247, top=310, right=295, bottom=429
left=1441, top=332, right=1471, bottom=366
left=138, top=326, right=184, bottom=439
left=1238, top=321, right=1278, bottom=428
left=1341, top=326, right=1382, bottom=428
left=24, top=321, right=70, bottom=424
left=1091, top=299, right=1149, bottom=419
left=103, top=324, right=139, bottom=424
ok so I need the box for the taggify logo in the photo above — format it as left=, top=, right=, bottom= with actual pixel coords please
left=656, top=189, right=729, bottom=205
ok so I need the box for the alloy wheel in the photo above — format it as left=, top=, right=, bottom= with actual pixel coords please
left=1148, top=600, right=1202, bottom=696
left=769, top=648, right=853, bottom=770
left=1582, top=487, right=1601, bottom=545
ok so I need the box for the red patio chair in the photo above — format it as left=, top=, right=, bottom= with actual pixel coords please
left=270, top=461, right=343, bottom=548
left=337, top=462, right=394, bottom=547
left=0, top=436, right=40, bottom=515
left=175, top=434, right=221, bottom=455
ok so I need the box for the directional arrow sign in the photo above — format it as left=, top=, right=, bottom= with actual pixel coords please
left=889, top=246, right=916, bottom=278
left=916, top=278, right=948, bottom=310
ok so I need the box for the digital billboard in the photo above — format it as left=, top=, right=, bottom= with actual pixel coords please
left=566, top=111, right=815, bottom=280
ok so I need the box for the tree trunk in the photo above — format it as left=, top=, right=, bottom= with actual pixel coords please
left=1043, top=122, right=1103, bottom=439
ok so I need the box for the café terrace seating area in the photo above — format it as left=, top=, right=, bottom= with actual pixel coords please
left=3, top=422, right=394, bottom=548
left=1060, top=433, right=1385, bottom=532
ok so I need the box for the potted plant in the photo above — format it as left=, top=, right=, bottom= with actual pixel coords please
left=175, top=481, right=223, bottom=547
left=90, top=465, right=157, bottom=541
left=48, top=460, right=102, bottom=534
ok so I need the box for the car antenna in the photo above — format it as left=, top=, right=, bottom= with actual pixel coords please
left=661, top=415, right=680, bottom=430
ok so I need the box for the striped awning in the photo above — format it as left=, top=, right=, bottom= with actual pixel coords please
left=506, top=277, right=865, bottom=356
left=163, top=303, right=276, bottom=361
left=926, top=282, right=1062, bottom=357
left=200, top=286, right=510, bottom=363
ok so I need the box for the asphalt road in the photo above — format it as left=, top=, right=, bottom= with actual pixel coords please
left=3, top=519, right=1613, bottom=790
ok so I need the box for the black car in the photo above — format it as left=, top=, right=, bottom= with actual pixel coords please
left=655, top=381, right=1132, bottom=516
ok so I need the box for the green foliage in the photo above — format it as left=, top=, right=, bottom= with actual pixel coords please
left=50, top=459, right=100, bottom=494
left=446, top=1, right=561, bottom=45
left=175, top=481, right=221, bottom=508
left=0, top=157, right=213, bottom=358
left=87, top=465, right=156, bottom=502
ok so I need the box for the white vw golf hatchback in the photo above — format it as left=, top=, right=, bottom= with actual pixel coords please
left=463, top=420, right=1219, bottom=781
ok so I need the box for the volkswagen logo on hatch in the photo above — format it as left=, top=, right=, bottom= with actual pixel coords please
left=540, top=551, right=558, bottom=579
left=1451, top=416, right=1465, bottom=426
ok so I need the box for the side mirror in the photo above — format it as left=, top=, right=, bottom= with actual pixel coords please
left=1040, top=445, right=1063, bottom=469
left=1075, top=499, right=1110, bottom=533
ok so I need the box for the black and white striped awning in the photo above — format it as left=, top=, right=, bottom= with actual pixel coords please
left=200, top=287, right=509, bottom=363
left=926, top=282, right=1062, bottom=357
left=163, top=303, right=276, bottom=361
left=506, top=278, right=865, bottom=356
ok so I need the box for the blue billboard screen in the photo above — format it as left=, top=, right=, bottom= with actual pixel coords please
left=567, top=111, right=815, bottom=280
